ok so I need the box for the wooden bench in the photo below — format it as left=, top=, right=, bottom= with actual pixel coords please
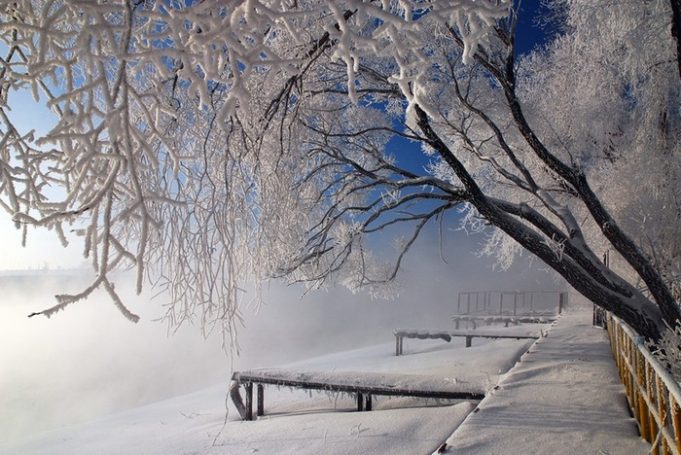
left=393, top=329, right=541, bottom=356
left=229, top=369, right=486, bottom=420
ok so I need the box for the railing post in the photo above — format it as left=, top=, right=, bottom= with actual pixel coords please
left=655, top=374, right=666, bottom=455
left=245, top=382, right=253, bottom=421
left=257, top=384, right=264, bottom=417
left=672, top=397, right=681, bottom=454
left=559, top=292, right=563, bottom=315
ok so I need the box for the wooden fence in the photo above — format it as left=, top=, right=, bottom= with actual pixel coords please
left=229, top=370, right=485, bottom=420
left=607, top=314, right=681, bottom=455
left=393, top=329, right=539, bottom=356
left=456, top=290, right=566, bottom=316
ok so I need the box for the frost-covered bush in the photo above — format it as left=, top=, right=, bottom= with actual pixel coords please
left=651, top=326, right=681, bottom=383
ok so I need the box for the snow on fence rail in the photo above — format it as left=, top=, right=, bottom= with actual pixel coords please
left=393, top=330, right=540, bottom=356
left=456, top=290, right=567, bottom=316
left=450, top=315, right=556, bottom=330
left=607, top=314, right=681, bottom=455
left=229, top=369, right=486, bottom=421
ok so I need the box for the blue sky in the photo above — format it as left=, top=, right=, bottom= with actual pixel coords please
left=515, top=1, right=558, bottom=56
left=0, top=82, right=86, bottom=271
left=384, top=0, right=558, bottom=203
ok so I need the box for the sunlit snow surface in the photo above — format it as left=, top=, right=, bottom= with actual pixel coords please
left=442, top=304, right=648, bottom=454
left=0, top=267, right=558, bottom=449
left=3, top=303, right=648, bottom=454
left=4, top=335, right=537, bottom=454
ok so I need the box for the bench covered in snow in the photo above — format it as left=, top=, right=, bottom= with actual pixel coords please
left=229, top=369, right=486, bottom=420
left=393, top=329, right=541, bottom=356
left=451, top=314, right=556, bottom=329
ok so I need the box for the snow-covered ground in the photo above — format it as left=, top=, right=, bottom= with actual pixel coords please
left=3, top=333, right=539, bottom=454
left=0, top=265, right=559, bottom=446
left=4, top=299, right=645, bottom=455
left=441, top=300, right=648, bottom=454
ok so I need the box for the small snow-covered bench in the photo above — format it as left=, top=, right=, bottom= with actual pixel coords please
left=229, top=369, right=486, bottom=420
left=451, top=314, right=556, bottom=330
left=393, top=329, right=541, bottom=356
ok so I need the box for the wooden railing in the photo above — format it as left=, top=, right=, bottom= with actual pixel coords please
left=451, top=314, right=555, bottom=330
left=456, top=290, right=566, bottom=316
left=393, top=329, right=539, bottom=356
left=606, top=314, right=681, bottom=455
left=229, top=370, right=485, bottom=420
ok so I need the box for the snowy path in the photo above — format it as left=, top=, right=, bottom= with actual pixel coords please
left=440, top=300, right=648, bottom=454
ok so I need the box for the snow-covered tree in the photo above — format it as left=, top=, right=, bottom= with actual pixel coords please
left=0, top=0, right=679, bottom=342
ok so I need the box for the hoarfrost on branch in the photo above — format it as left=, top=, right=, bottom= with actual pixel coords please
left=1, top=0, right=680, bottom=342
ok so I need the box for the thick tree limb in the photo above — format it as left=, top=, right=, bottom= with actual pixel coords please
left=671, top=0, right=681, bottom=79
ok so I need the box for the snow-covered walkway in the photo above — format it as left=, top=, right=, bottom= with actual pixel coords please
left=440, top=300, right=648, bottom=454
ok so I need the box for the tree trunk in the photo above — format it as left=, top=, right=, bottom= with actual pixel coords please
left=671, top=0, right=681, bottom=79
left=415, top=105, right=670, bottom=342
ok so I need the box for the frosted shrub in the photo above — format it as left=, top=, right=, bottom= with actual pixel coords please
left=651, top=326, right=681, bottom=383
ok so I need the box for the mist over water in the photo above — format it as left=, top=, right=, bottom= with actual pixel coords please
left=0, top=230, right=563, bottom=444
left=0, top=274, right=228, bottom=444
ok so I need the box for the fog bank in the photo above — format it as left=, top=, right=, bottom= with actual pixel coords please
left=0, top=230, right=563, bottom=444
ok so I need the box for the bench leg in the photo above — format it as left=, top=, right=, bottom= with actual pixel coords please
left=245, top=383, right=253, bottom=421
left=365, top=394, right=372, bottom=411
left=465, top=336, right=472, bottom=348
left=395, top=335, right=400, bottom=356
left=256, top=384, right=264, bottom=417
left=229, top=380, right=248, bottom=420
left=357, top=393, right=364, bottom=411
